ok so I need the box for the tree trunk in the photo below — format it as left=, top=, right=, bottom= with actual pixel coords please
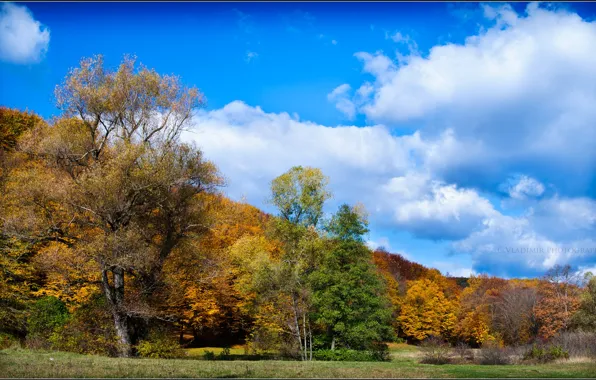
left=331, top=336, right=336, bottom=351
left=102, top=267, right=134, bottom=357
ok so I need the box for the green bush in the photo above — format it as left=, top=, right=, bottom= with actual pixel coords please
left=313, top=349, right=380, bottom=362
left=203, top=350, right=216, bottom=360
left=523, top=344, right=569, bottom=363
left=27, top=296, right=69, bottom=338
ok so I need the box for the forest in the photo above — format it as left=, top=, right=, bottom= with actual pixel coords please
left=1, top=55, right=596, bottom=369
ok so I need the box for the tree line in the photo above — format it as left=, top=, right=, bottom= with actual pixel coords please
left=1, top=55, right=595, bottom=359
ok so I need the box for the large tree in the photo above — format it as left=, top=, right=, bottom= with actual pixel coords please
left=2, top=55, right=222, bottom=356
left=310, top=204, right=393, bottom=350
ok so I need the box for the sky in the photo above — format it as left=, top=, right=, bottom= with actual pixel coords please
left=2, top=2, right=596, bottom=279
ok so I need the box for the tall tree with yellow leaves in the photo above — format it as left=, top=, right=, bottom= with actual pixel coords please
left=399, top=278, right=457, bottom=342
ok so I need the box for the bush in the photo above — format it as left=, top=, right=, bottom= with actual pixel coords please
left=27, top=296, right=69, bottom=338
left=479, top=342, right=511, bottom=365
left=136, top=332, right=185, bottom=359
left=203, top=350, right=216, bottom=360
left=419, top=336, right=451, bottom=365
left=47, top=295, right=119, bottom=357
left=523, top=344, right=569, bottom=363
left=370, top=342, right=391, bottom=362
left=551, top=331, right=596, bottom=358
left=453, top=341, right=473, bottom=361
left=0, top=333, right=20, bottom=350
left=313, top=349, right=378, bottom=362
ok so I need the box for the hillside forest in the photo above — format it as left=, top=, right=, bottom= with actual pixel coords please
left=1, top=56, right=596, bottom=361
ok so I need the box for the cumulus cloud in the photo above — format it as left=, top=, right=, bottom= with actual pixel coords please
left=182, top=101, right=424, bottom=208
left=0, top=2, right=50, bottom=64
left=380, top=172, right=497, bottom=240
left=183, top=100, right=596, bottom=277
left=348, top=3, right=596, bottom=197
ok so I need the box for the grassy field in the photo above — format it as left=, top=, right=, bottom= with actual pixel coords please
left=1, top=344, right=595, bottom=378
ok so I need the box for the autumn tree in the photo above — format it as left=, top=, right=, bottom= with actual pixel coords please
left=493, top=281, right=539, bottom=345
left=2, top=55, right=222, bottom=356
left=310, top=204, right=393, bottom=350
left=0, top=108, right=44, bottom=340
left=535, top=265, right=582, bottom=339
left=399, top=278, right=457, bottom=342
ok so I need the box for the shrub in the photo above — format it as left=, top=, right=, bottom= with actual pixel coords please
left=419, top=336, right=451, bottom=365
left=370, top=342, right=391, bottom=362
left=47, top=295, right=119, bottom=357
left=453, top=341, right=473, bottom=361
left=203, top=350, right=216, bottom=360
left=313, top=349, right=377, bottom=362
left=27, top=296, right=69, bottom=338
left=523, top=344, right=569, bottom=363
left=479, top=342, right=511, bottom=365
left=0, top=333, right=20, bottom=350
left=136, top=332, right=185, bottom=359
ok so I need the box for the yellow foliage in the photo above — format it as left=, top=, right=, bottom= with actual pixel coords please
left=399, top=278, right=457, bottom=341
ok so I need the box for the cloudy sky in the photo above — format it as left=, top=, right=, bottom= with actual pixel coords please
left=2, top=2, right=596, bottom=278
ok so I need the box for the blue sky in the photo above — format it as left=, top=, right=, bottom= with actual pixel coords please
left=2, top=2, right=596, bottom=278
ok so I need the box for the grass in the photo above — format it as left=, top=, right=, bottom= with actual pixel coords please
left=1, top=346, right=595, bottom=378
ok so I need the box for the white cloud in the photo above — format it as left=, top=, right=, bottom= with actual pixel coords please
left=0, top=2, right=50, bottom=64
left=347, top=3, right=596, bottom=196
left=503, top=175, right=545, bottom=200
left=454, top=199, right=596, bottom=277
left=183, top=101, right=596, bottom=277
left=380, top=172, right=498, bottom=240
left=182, top=101, right=422, bottom=209
left=327, top=84, right=356, bottom=119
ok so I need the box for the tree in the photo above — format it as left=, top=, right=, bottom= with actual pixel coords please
left=242, top=166, right=331, bottom=360
left=269, top=166, right=331, bottom=228
left=493, top=281, right=539, bottom=345
left=310, top=204, right=393, bottom=350
left=0, top=108, right=44, bottom=340
left=535, top=265, right=582, bottom=339
left=3, top=55, right=222, bottom=356
left=571, top=272, right=596, bottom=331
left=399, top=278, right=457, bottom=342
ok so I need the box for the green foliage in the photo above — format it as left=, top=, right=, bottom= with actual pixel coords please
left=313, top=348, right=385, bottom=362
left=523, top=344, right=569, bottom=363
left=137, top=337, right=184, bottom=359
left=572, top=274, right=596, bottom=331
left=27, top=296, right=69, bottom=338
left=136, top=332, right=185, bottom=359
left=269, top=166, right=331, bottom=227
left=325, top=204, right=369, bottom=242
left=47, top=294, right=119, bottom=356
left=203, top=350, right=216, bottom=360
left=311, top=204, right=394, bottom=350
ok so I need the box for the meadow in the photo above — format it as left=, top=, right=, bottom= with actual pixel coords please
left=2, top=344, right=595, bottom=378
